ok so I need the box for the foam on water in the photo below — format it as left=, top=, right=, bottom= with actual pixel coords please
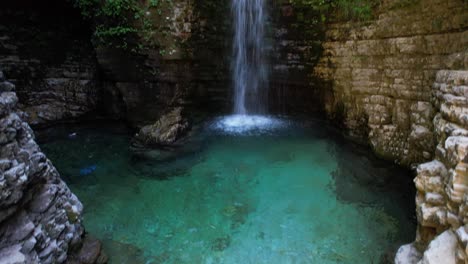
left=212, top=115, right=286, bottom=134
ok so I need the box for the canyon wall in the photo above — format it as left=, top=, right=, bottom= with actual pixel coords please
left=408, top=70, right=468, bottom=263
left=98, top=0, right=326, bottom=124
left=314, top=0, right=467, bottom=166
left=0, top=0, right=325, bottom=127
left=93, top=0, right=231, bottom=125
left=313, top=0, right=467, bottom=262
left=0, top=71, right=89, bottom=263
left=269, top=1, right=328, bottom=115
left=0, top=1, right=100, bottom=126
left=397, top=70, right=467, bottom=263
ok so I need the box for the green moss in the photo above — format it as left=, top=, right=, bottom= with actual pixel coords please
left=66, top=207, right=80, bottom=223
left=289, top=0, right=379, bottom=21
left=73, top=0, right=163, bottom=51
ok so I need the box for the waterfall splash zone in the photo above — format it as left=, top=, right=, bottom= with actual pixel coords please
left=212, top=115, right=286, bottom=134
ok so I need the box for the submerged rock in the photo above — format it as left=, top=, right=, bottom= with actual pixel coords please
left=133, top=107, right=190, bottom=147
left=211, top=236, right=231, bottom=252
left=66, top=236, right=108, bottom=264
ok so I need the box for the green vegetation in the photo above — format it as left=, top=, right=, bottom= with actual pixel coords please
left=73, top=0, right=164, bottom=51
left=289, top=0, right=377, bottom=21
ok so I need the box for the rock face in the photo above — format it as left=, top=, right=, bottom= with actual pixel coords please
left=396, top=70, right=468, bottom=263
left=0, top=0, right=328, bottom=127
left=0, top=1, right=100, bottom=126
left=133, top=107, right=190, bottom=146
left=0, top=72, right=90, bottom=263
left=268, top=1, right=327, bottom=115
left=314, top=0, right=467, bottom=165
left=95, top=0, right=231, bottom=125
left=313, top=0, right=467, bottom=261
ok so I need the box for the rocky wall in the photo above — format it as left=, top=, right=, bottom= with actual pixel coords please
left=96, top=0, right=328, bottom=124
left=396, top=70, right=467, bottom=264
left=0, top=1, right=100, bottom=126
left=96, top=0, right=231, bottom=126
left=314, top=0, right=467, bottom=165
left=0, top=71, right=87, bottom=263
left=269, top=1, right=327, bottom=115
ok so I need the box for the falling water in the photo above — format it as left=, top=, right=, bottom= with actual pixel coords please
left=232, top=0, right=268, bottom=115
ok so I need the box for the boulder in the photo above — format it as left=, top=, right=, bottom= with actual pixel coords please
left=66, top=236, right=108, bottom=264
left=395, top=243, right=422, bottom=264
left=133, top=107, right=190, bottom=146
left=421, top=230, right=458, bottom=264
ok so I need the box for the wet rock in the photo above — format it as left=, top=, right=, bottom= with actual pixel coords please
left=421, top=230, right=458, bottom=264
left=98, top=239, right=145, bottom=264
left=67, top=236, right=108, bottom=264
left=394, top=243, right=422, bottom=264
left=133, top=107, right=190, bottom=146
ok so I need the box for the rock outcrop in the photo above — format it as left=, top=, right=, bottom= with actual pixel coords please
left=0, top=1, right=100, bottom=126
left=0, top=72, right=101, bottom=263
left=396, top=70, right=468, bottom=263
left=313, top=0, right=467, bottom=261
left=133, top=107, right=190, bottom=147
left=314, top=0, right=467, bottom=165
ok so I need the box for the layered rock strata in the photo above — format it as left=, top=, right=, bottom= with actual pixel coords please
left=396, top=70, right=467, bottom=263
left=314, top=0, right=467, bottom=165
left=0, top=1, right=100, bottom=126
left=0, top=72, right=89, bottom=263
left=312, top=0, right=467, bottom=261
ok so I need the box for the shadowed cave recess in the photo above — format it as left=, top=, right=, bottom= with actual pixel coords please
left=0, top=0, right=467, bottom=263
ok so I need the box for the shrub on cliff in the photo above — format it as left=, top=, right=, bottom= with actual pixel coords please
left=72, top=0, right=159, bottom=51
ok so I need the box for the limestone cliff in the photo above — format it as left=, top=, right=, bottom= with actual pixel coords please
left=313, top=0, right=467, bottom=262
left=0, top=1, right=100, bottom=126
left=314, top=0, right=467, bottom=166
left=396, top=70, right=467, bottom=264
left=0, top=72, right=101, bottom=263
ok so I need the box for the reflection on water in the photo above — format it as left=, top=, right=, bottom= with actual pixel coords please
left=40, top=119, right=415, bottom=264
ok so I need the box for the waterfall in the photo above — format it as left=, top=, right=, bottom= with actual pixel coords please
left=213, top=0, right=280, bottom=133
left=232, top=0, right=268, bottom=115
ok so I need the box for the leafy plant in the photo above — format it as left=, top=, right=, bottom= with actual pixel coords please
left=73, top=0, right=158, bottom=51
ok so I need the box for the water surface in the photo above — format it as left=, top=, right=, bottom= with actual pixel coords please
left=40, top=118, right=415, bottom=264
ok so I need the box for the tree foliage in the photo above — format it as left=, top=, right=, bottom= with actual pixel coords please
left=73, top=0, right=162, bottom=50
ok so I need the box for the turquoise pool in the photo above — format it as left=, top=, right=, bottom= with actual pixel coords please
left=40, top=118, right=415, bottom=264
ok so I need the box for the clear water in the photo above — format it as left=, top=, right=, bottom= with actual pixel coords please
left=40, top=119, right=415, bottom=264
